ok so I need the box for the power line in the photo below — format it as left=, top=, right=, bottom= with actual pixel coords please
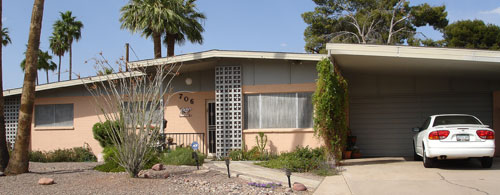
left=129, top=45, right=140, bottom=60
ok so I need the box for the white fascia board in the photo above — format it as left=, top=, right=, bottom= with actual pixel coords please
left=327, top=43, right=500, bottom=63
left=3, top=71, right=145, bottom=97
left=128, top=50, right=327, bottom=68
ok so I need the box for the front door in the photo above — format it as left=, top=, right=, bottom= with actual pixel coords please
left=207, top=101, right=216, bottom=154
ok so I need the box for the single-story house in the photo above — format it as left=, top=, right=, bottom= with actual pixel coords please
left=3, top=44, right=499, bottom=159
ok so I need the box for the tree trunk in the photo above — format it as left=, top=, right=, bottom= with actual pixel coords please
left=5, top=0, right=44, bottom=175
left=153, top=31, right=161, bottom=59
left=57, top=55, right=61, bottom=82
left=69, top=44, right=72, bottom=80
left=0, top=0, right=9, bottom=172
left=166, top=33, right=175, bottom=57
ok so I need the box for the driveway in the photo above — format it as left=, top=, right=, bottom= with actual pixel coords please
left=315, top=157, right=500, bottom=195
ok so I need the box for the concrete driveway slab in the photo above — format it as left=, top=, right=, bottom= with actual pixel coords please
left=314, top=157, right=500, bottom=195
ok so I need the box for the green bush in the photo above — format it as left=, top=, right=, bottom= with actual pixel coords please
left=94, top=146, right=161, bottom=172
left=92, top=120, right=120, bottom=148
left=227, top=146, right=275, bottom=161
left=255, top=146, right=325, bottom=172
left=161, top=147, right=205, bottom=166
left=29, top=147, right=97, bottom=162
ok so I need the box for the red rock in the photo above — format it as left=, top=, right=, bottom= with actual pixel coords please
left=143, top=172, right=150, bottom=178
left=38, top=178, right=55, bottom=185
left=292, top=182, right=307, bottom=191
left=152, top=163, right=164, bottom=171
left=164, top=173, right=170, bottom=178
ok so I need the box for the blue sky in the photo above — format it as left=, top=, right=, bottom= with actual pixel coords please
left=2, top=0, right=500, bottom=90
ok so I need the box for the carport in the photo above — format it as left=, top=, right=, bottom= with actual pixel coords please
left=327, top=44, right=500, bottom=157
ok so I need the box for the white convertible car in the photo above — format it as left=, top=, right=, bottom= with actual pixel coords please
left=412, top=114, right=495, bottom=168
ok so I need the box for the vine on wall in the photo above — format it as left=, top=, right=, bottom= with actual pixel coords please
left=312, top=58, right=349, bottom=166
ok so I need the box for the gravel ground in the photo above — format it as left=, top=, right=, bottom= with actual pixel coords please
left=0, top=162, right=312, bottom=195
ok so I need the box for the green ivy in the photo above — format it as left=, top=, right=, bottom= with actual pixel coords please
left=312, top=58, right=349, bottom=164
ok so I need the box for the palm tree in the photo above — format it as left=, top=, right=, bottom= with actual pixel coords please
left=0, top=0, right=10, bottom=172
left=53, top=11, right=83, bottom=80
left=49, top=31, right=68, bottom=82
left=120, top=0, right=185, bottom=58
left=6, top=0, right=45, bottom=175
left=0, top=27, right=11, bottom=46
left=20, top=50, right=57, bottom=84
left=163, top=0, right=205, bottom=57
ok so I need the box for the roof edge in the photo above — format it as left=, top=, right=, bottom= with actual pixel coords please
left=327, top=43, right=500, bottom=63
left=128, top=50, right=327, bottom=68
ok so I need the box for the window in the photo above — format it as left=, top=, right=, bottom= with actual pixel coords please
left=244, top=92, right=313, bottom=129
left=432, top=115, right=482, bottom=127
left=35, top=104, right=74, bottom=127
left=420, top=117, right=431, bottom=130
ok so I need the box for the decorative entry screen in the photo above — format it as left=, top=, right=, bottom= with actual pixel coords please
left=5, top=97, right=20, bottom=149
left=215, top=66, right=242, bottom=157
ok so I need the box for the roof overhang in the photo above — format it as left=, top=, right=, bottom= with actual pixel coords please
left=128, top=50, right=327, bottom=69
left=3, top=71, right=146, bottom=97
left=327, top=44, right=500, bottom=79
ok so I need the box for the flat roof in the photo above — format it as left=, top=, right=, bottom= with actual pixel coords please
left=128, top=49, right=327, bottom=68
left=3, top=71, right=145, bottom=97
left=327, top=44, right=500, bottom=79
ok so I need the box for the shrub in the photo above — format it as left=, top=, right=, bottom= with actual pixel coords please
left=29, top=147, right=97, bottom=162
left=229, top=149, right=244, bottom=161
left=161, top=147, right=205, bottom=166
left=92, top=120, right=120, bottom=148
left=255, top=146, right=325, bottom=172
left=94, top=146, right=161, bottom=172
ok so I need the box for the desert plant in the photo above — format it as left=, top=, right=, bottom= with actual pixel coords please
left=256, top=146, right=325, bottom=173
left=84, top=54, right=181, bottom=177
left=255, top=132, right=267, bottom=160
left=29, top=147, right=97, bottom=162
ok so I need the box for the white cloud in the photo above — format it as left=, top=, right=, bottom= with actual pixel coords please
left=280, top=43, right=288, bottom=47
left=479, top=7, right=500, bottom=15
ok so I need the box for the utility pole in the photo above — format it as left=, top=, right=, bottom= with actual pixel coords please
left=125, top=43, right=129, bottom=72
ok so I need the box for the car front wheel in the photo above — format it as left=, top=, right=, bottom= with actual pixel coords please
left=423, top=144, right=436, bottom=168
left=481, top=157, right=493, bottom=168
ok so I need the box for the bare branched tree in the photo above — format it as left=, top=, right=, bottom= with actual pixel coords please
left=84, top=55, right=181, bottom=177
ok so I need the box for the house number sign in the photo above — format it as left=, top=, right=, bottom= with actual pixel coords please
left=179, top=93, right=194, bottom=104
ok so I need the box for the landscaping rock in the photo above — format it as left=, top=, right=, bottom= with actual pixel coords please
left=163, top=173, right=170, bottom=178
left=0, top=171, right=5, bottom=176
left=193, top=169, right=209, bottom=174
left=152, top=163, right=164, bottom=171
left=38, top=178, right=55, bottom=185
left=293, top=182, right=307, bottom=191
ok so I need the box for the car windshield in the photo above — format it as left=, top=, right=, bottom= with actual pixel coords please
left=433, top=116, right=482, bottom=126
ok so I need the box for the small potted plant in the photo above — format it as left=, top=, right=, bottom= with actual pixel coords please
left=352, top=146, right=361, bottom=158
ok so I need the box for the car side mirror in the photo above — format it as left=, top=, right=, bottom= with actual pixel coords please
left=412, top=127, right=420, bottom=132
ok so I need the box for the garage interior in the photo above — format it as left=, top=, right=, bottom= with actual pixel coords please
left=328, top=44, right=500, bottom=157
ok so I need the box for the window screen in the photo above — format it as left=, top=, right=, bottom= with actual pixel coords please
left=35, top=104, right=74, bottom=127
left=244, top=92, right=313, bottom=129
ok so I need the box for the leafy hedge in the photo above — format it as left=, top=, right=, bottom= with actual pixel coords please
left=92, top=120, right=121, bottom=148
left=255, top=146, right=325, bottom=172
left=29, top=147, right=97, bottom=162
left=94, top=146, right=161, bottom=172
left=161, top=147, right=205, bottom=166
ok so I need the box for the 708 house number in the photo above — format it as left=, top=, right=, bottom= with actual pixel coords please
left=179, top=93, right=194, bottom=104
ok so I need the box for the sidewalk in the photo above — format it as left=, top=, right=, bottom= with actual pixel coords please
left=203, top=160, right=323, bottom=191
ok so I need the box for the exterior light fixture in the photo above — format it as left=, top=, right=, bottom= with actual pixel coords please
left=185, top=77, right=193, bottom=86
left=225, top=158, right=231, bottom=178
left=286, top=169, right=292, bottom=188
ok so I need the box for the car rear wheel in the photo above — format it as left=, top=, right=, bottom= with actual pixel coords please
left=423, top=144, right=436, bottom=168
left=481, top=157, right=493, bottom=168
left=413, top=142, right=422, bottom=161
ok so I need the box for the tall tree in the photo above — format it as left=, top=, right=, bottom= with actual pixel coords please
left=163, top=0, right=205, bottom=57
left=5, top=0, right=45, bottom=175
left=53, top=11, right=83, bottom=80
left=21, top=50, right=57, bottom=84
left=49, top=30, right=68, bottom=82
left=0, top=0, right=10, bottom=172
left=442, top=20, right=500, bottom=50
left=302, top=0, right=448, bottom=53
left=120, top=0, right=186, bottom=58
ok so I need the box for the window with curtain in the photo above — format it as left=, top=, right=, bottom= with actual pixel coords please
left=244, top=92, right=313, bottom=129
left=35, top=104, right=74, bottom=127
